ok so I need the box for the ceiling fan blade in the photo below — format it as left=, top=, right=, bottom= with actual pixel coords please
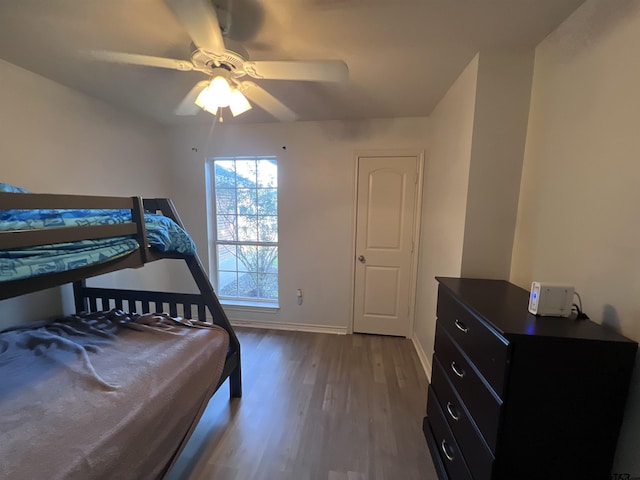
left=165, top=0, right=225, bottom=55
left=175, top=80, right=209, bottom=115
left=243, top=60, right=349, bottom=82
left=89, top=51, right=193, bottom=71
left=239, top=82, right=298, bottom=122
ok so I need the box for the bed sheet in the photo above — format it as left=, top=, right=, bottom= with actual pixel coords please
left=0, top=309, right=229, bottom=480
left=0, top=209, right=196, bottom=282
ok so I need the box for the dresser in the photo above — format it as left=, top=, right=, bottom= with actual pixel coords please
left=423, top=277, right=638, bottom=480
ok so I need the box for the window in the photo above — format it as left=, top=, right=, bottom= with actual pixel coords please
left=209, top=157, right=278, bottom=306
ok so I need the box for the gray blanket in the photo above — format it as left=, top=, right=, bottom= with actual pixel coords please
left=0, top=309, right=229, bottom=480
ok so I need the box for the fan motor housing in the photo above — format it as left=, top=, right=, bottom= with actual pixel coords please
left=191, top=48, right=246, bottom=77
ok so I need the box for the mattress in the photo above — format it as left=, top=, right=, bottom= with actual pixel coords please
left=0, top=309, right=229, bottom=480
left=0, top=208, right=196, bottom=282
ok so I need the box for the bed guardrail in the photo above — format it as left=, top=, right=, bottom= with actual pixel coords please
left=0, top=193, right=149, bottom=299
left=74, top=286, right=210, bottom=321
left=74, top=281, right=242, bottom=398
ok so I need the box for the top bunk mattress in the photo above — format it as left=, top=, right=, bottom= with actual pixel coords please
left=0, top=207, right=196, bottom=283
left=0, top=309, right=229, bottom=480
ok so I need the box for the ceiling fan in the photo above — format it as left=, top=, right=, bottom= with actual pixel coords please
left=90, top=0, right=349, bottom=122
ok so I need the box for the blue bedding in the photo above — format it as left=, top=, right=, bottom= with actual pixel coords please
left=0, top=208, right=196, bottom=282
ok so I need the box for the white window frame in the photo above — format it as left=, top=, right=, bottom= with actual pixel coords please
left=206, top=156, right=279, bottom=308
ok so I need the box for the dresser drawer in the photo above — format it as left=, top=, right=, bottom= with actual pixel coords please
left=434, top=325, right=503, bottom=449
left=431, top=356, right=496, bottom=476
left=426, top=385, right=473, bottom=480
left=438, top=288, right=509, bottom=397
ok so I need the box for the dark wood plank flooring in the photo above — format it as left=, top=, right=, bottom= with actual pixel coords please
left=167, top=328, right=436, bottom=480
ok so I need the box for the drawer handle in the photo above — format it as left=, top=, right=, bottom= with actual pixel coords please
left=446, top=402, right=460, bottom=421
left=441, top=439, right=455, bottom=462
left=451, top=361, right=465, bottom=379
left=454, top=319, right=468, bottom=333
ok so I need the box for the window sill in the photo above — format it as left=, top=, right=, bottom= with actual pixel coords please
left=220, top=300, right=280, bottom=314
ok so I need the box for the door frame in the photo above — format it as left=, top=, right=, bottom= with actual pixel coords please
left=348, top=149, right=425, bottom=336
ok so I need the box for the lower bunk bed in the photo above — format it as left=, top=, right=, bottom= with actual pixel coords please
left=0, top=187, right=241, bottom=480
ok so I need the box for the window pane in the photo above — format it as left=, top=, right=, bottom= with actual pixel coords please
left=258, top=273, right=278, bottom=299
left=218, top=271, right=237, bottom=297
left=236, top=160, right=257, bottom=187
left=215, top=161, right=235, bottom=188
left=217, top=214, right=237, bottom=241
left=216, top=188, right=236, bottom=214
left=237, top=215, right=258, bottom=241
left=237, top=272, right=259, bottom=298
left=258, top=216, right=278, bottom=242
left=257, top=188, right=277, bottom=215
left=237, top=188, right=257, bottom=215
left=237, top=245, right=257, bottom=273
left=257, top=246, right=278, bottom=273
left=217, top=244, right=237, bottom=271
left=257, top=159, right=278, bottom=187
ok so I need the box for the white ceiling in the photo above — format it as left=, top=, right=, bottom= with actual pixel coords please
left=0, top=0, right=586, bottom=125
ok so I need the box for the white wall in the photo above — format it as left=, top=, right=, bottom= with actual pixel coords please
left=461, top=50, right=534, bottom=278
left=166, top=117, right=430, bottom=331
left=413, top=55, right=478, bottom=369
left=510, top=0, right=640, bottom=473
left=0, top=60, right=170, bottom=197
left=0, top=59, right=172, bottom=327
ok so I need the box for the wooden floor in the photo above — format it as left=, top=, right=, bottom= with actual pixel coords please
left=167, top=328, right=437, bottom=480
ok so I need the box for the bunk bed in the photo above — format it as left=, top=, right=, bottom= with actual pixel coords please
left=0, top=187, right=241, bottom=480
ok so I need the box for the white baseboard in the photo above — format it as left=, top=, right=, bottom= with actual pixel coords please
left=411, top=334, right=432, bottom=382
left=229, top=318, right=347, bottom=335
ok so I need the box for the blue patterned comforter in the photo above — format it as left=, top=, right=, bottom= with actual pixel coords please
left=0, top=208, right=196, bottom=282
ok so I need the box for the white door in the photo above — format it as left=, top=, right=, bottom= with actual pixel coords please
left=353, top=154, right=420, bottom=337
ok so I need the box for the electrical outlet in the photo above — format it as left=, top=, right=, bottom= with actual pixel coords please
left=296, top=289, right=303, bottom=305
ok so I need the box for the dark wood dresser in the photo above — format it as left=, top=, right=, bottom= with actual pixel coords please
left=423, top=277, right=637, bottom=480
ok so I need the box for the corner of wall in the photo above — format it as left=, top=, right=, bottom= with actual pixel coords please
left=413, top=53, right=480, bottom=366
left=460, top=49, right=535, bottom=280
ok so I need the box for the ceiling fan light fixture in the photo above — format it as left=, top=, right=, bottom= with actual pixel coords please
left=194, top=76, right=230, bottom=113
left=209, top=76, right=232, bottom=107
left=195, top=75, right=252, bottom=117
left=229, top=89, right=252, bottom=117
left=194, top=84, right=217, bottom=113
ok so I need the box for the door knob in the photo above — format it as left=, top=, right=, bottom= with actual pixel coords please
left=358, top=255, right=366, bottom=263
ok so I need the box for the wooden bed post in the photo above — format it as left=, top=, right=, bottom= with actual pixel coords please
left=185, top=254, right=242, bottom=398
left=73, top=280, right=88, bottom=313
left=131, top=196, right=150, bottom=263
left=229, top=359, right=242, bottom=398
